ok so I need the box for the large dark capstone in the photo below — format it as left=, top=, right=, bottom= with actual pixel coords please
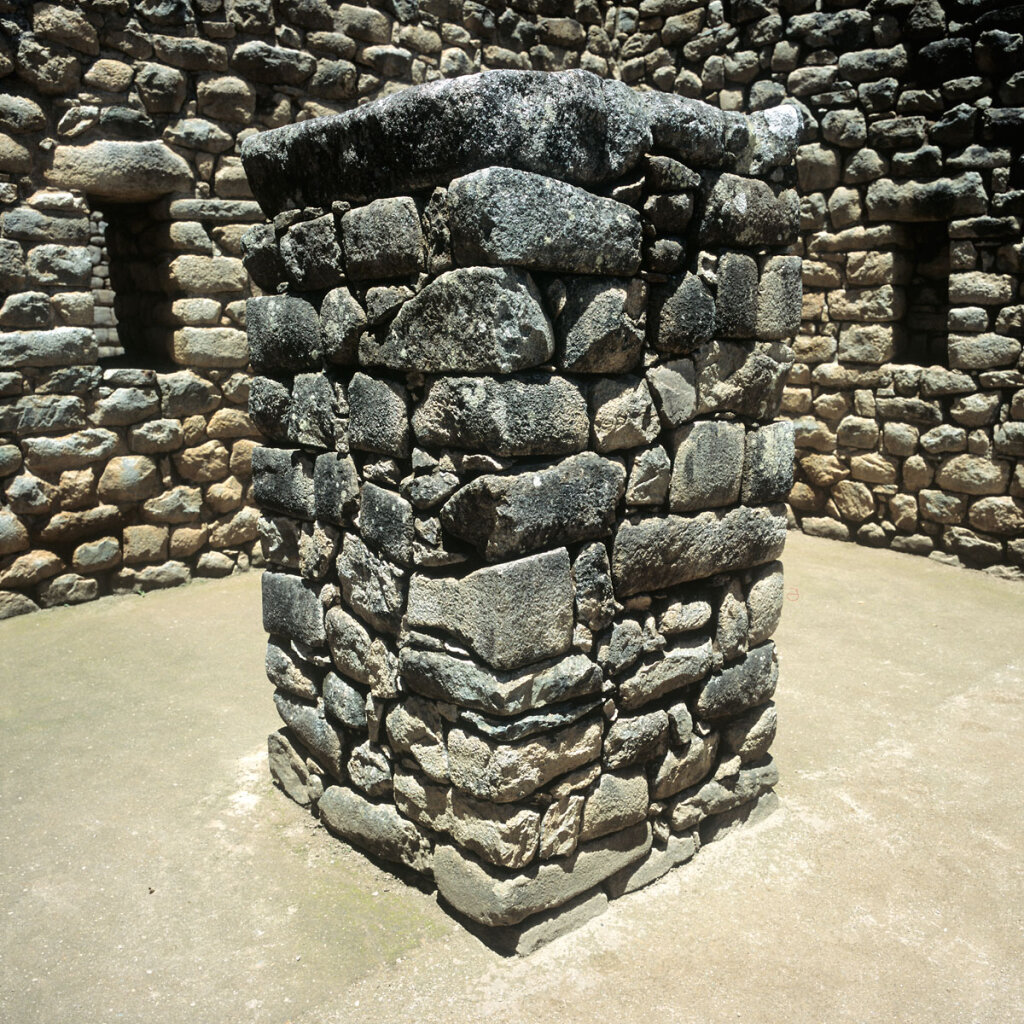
left=240, top=69, right=652, bottom=214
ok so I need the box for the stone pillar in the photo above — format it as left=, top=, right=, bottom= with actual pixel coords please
left=241, top=69, right=801, bottom=953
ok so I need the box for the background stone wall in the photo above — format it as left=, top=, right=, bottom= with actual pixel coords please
left=1, top=0, right=1022, bottom=620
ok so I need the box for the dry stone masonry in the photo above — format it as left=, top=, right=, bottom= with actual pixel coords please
left=1, top=0, right=1021, bottom=618
left=775, top=0, right=1024, bottom=573
left=245, top=68, right=800, bottom=951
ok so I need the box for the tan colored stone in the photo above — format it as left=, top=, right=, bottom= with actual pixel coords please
left=97, top=456, right=161, bottom=502
left=832, top=479, right=875, bottom=522
left=0, top=549, right=64, bottom=587
left=82, top=59, right=134, bottom=92
left=175, top=441, right=230, bottom=483
left=207, top=407, right=256, bottom=439
left=123, top=524, right=169, bottom=564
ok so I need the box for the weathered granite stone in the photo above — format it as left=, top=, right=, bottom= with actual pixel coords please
left=603, top=710, right=669, bottom=770
left=604, top=831, right=698, bottom=898
left=251, top=447, right=315, bottom=520
left=247, top=295, right=322, bottom=373
left=347, top=741, right=393, bottom=797
left=0, top=327, right=96, bottom=368
left=556, top=277, right=647, bottom=373
left=412, top=375, right=588, bottom=457
left=400, top=647, right=601, bottom=717
left=669, top=421, right=745, bottom=513
left=448, top=791, right=542, bottom=869
left=348, top=373, right=409, bottom=458
left=360, top=483, right=414, bottom=566
left=441, top=452, right=626, bottom=561
left=612, top=506, right=787, bottom=597
left=265, top=639, right=319, bottom=702
left=742, top=422, right=795, bottom=505
left=591, top=376, right=660, bottom=452
left=696, top=642, right=778, bottom=720
left=695, top=340, right=793, bottom=421
left=268, top=730, right=317, bottom=806
left=321, top=286, right=366, bottom=365
left=262, top=572, right=326, bottom=646
left=279, top=213, right=344, bottom=290
left=651, top=732, right=718, bottom=800
left=699, top=174, right=799, bottom=247
left=866, top=173, right=987, bottom=221
left=325, top=605, right=372, bottom=685
left=313, top=452, right=360, bottom=525
left=626, top=446, right=671, bottom=505
left=447, top=716, right=602, bottom=803
left=715, top=252, right=759, bottom=339
left=747, top=561, right=784, bottom=646
left=651, top=274, right=716, bottom=354
left=449, top=167, right=642, bottom=275
left=341, top=197, right=425, bottom=279
left=722, top=701, right=778, bottom=763
left=337, top=534, right=405, bottom=634
left=324, top=671, right=368, bottom=731
left=406, top=549, right=573, bottom=671
left=433, top=821, right=651, bottom=927
left=756, top=255, right=803, bottom=340
left=618, top=636, right=714, bottom=710
left=319, top=785, right=433, bottom=873
left=242, top=69, right=652, bottom=213
left=572, top=543, right=617, bottom=633
left=362, top=267, right=553, bottom=374
left=46, top=141, right=191, bottom=201
left=579, top=768, right=649, bottom=841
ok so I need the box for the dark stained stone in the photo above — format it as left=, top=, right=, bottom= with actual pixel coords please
left=611, top=506, right=788, bottom=597
left=448, top=167, right=642, bottom=276
left=441, top=452, right=626, bottom=561
left=362, top=267, right=553, bottom=374
left=241, top=69, right=652, bottom=214
left=412, top=374, right=588, bottom=457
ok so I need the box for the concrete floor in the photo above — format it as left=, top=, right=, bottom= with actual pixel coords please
left=1, top=531, right=1022, bottom=1024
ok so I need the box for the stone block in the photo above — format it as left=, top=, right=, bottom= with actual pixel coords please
left=364, top=267, right=554, bottom=374
left=406, top=549, right=574, bottom=671
left=669, top=421, right=745, bottom=513
left=413, top=375, right=588, bottom=457
left=612, top=506, right=787, bottom=597
left=247, top=295, right=322, bottom=372
left=262, top=571, right=326, bottom=646
left=433, top=822, right=651, bottom=927
left=449, top=167, right=642, bottom=275
left=341, top=197, right=425, bottom=279
left=556, top=277, right=646, bottom=373
left=441, top=452, right=626, bottom=561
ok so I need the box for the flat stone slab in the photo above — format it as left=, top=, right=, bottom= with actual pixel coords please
left=406, top=548, right=573, bottom=671
left=433, top=821, right=651, bottom=926
left=400, top=647, right=602, bottom=717
left=240, top=69, right=652, bottom=214
left=612, top=506, right=788, bottom=597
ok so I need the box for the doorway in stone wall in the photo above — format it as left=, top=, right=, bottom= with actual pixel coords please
left=91, top=200, right=177, bottom=370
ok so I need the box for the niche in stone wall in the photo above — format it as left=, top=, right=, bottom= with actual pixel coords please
left=898, top=222, right=951, bottom=367
left=91, top=201, right=176, bottom=370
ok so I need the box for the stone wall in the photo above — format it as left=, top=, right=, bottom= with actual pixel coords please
left=776, top=1, right=1024, bottom=573
left=1, top=0, right=1022, bottom=621
left=244, top=69, right=801, bottom=952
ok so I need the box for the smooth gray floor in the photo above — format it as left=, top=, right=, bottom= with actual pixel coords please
left=2, top=531, right=1022, bottom=1024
